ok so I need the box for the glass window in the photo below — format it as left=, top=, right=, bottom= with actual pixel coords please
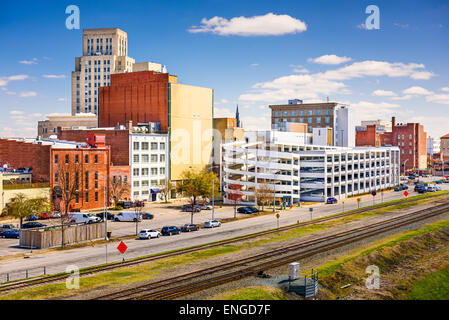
left=291, top=111, right=296, bottom=116
left=160, top=168, right=165, bottom=175
left=133, top=155, right=139, bottom=163
left=160, top=154, right=165, bottom=162
left=325, top=109, right=331, bottom=115
left=160, top=142, right=165, bottom=150
left=283, top=111, right=288, bottom=117
left=133, top=168, right=139, bottom=176
left=151, top=168, right=158, bottom=175
left=299, top=118, right=304, bottom=123
left=142, top=168, right=149, bottom=176
left=316, top=118, right=321, bottom=124
left=142, top=180, right=149, bottom=187
left=133, top=142, right=139, bottom=150
left=142, top=155, right=149, bottom=163
left=308, top=110, right=313, bottom=116
left=151, top=155, right=158, bottom=162
left=299, top=111, right=304, bottom=116
left=316, top=110, right=321, bottom=116
left=85, top=154, right=89, bottom=164
left=151, top=142, right=158, bottom=150
left=325, top=117, right=330, bottom=124
left=308, top=118, right=313, bottom=124
left=141, top=142, right=149, bottom=150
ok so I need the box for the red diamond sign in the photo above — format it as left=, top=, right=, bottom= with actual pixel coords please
left=446, top=176, right=448, bottom=179
left=404, top=191, right=409, bottom=197
left=117, top=241, right=128, bottom=254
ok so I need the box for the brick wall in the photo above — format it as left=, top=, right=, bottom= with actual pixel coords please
left=99, top=71, right=170, bottom=130
left=58, top=129, right=130, bottom=166
left=0, top=139, right=51, bottom=182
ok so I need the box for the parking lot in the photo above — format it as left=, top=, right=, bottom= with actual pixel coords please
left=1, top=175, right=448, bottom=258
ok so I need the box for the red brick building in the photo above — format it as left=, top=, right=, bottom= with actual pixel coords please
left=0, top=135, right=115, bottom=211
left=356, top=117, right=427, bottom=172
left=99, top=71, right=176, bottom=130
left=0, top=139, right=51, bottom=182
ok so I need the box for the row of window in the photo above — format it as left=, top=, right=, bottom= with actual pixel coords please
left=54, top=153, right=99, bottom=164
left=133, top=142, right=166, bottom=151
left=275, top=117, right=331, bottom=124
left=133, top=167, right=166, bottom=176
left=84, top=59, right=111, bottom=66
left=133, top=154, right=166, bottom=163
left=54, top=171, right=101, bottom=190
left=133, top=176, right=164, bottom=187
left=397, top=134, right=414, bottom=140
left=274, top=109, right=332, bottom=117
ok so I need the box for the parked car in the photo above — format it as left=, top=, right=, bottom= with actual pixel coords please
left=0, top=230, right=20, bottom=239
left=22, top=222, right=46, bottom=229
left=50, top=212, right=61, bottom=219
left=427, top=186, right=436, bottom=192
left=69, top=213, right=101, bottom=224
left=0, top=224, right=16, bottom=232
left=204, top=220, right=221, bottom=228
left=117, top=201, right=134, bottom=209
left=182, top=205, right=201, bottom=212
left=246, top=206, right=259, bottom=213
left=26, top=215, right=37, bottom=221
left=139, top=229, right=161, bottom=239
left=142, top=213, right=154, bottom=220
left=414, top=184, right=424, bottom=192
left=181, top=224, right=199, bottom=232
left=435, top=180, right=443, bottom=184
left=326, top=197, right=338, bottom=204
left=161, top=226, right=181, bottom=236
left=38, top=213, right=50, bottom=220
left=95, top=212, right=115, bottom=221
left=114, top=212, right=142, bottom=222
left=418, top=187, right=427, bottom=194
left=445, top=179, right=449, bottom=183
left=435, top=186, right=442, bottom=191
left=394, top=185, right=408, bottom=191
left=237, top=207, right=253, bottom=214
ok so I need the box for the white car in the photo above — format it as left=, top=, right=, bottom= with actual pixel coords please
left=114, top=212, right=142, bottom=222
left=139, top=229, right=161, bottom=239
left=68, top=213, right=101, bottom=224
left=204, top=220, right=221, bottom=228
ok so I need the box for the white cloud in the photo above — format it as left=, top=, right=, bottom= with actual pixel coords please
left=9, top=110, right=24, bottom=115
left=402, top=86, right=433, bottom=95
left=407, top=116, right=449, bottom=139
left=372, top=90, right=396, bottom=97
left=0, top=74, right=29, bottom=86
left=188, top=13, right=307, bottom=36
left=351, top=101, right=402, bottom=125
left=57, top=98, right=67, bottom=101
left=308, top=55, right=352, bottom=65
left=391, top=95, right=413, bottom=101
left=426, top=94, right=449, bottom=105
left=441, top=87, right=449, bottom=92
left=214, top=107, right=234, bottom=118
left=19, top=58, right=38, bottom=65
left=250, top=63, right=260, bottom=67
left=5, top=91, right=16, bottom=95
left=393, top=23, right=409, bottom=29
left=19, top=91, right=37, bottom=97
left=43, top=74, right=66, bottom=79
left=240, top=116, right=271, bottom=131
left=0, top=127, right=35, bottom=138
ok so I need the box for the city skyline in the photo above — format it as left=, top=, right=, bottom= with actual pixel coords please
left=0, top=0, right=448, bottom=139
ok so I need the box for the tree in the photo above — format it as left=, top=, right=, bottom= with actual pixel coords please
left=254, top=182, right=275, bottom=212
left=159, top=179, right=174, bottom=203
left=109, top=179, right=129, bottom=207
left=2, top=193, right=51, bottom=228
left=177, top=169, right=219, bottom=224
left=133, top=200, right=144, bottom=235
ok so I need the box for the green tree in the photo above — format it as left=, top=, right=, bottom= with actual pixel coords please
left=2, top=193, right=51, bottom=228
left=177, top=169, right=220, bottom=223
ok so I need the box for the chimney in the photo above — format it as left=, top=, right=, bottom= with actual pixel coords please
left=126, top=120, right=133, bottom=132
left=392, top=117, right=396, bottom=128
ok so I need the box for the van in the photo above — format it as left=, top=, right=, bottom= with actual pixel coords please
left=68, top=213, right=101, bottom=224
left=114, top=211, right=142, bottom=222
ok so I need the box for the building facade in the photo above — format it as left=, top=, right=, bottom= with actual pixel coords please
left=71, top=28, right=165, bottom=115
left=38, top=113, right=98, bottom=138
left=269, top=101, right=354, bottom=147
left=441, top=134, right=449, bottom=158
left=221, top=132, right=400, bottom=204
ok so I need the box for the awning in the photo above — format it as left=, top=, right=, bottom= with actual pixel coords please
left=150, top=188, right=161, bottom=193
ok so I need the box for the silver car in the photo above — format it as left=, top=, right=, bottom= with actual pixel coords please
left=204, top=220, right=221, bottom=228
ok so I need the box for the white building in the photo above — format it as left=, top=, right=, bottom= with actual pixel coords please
left=71, top=28, right=166, bottom=115
left=221, top=131, right=400, bottom=204
left=129, top=131, right=169, bottom=202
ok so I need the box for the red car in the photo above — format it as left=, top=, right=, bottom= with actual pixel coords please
left=39, top=213, right=50, bottom=220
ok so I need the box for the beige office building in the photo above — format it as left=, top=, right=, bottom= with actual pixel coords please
left=38, top=113, right=98, bottom=138
left=71, top=28, right=166, bottom=115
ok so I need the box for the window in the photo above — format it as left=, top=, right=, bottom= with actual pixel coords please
left=95, top=154, right=98, bottom=164
left=160, top=168, right=165, bottom=175
left=151, top=180, right=158, bottom=186
left=75, top=172, right=79, bottom=190
left=283, top=111, right=288, bottom=117
left=291, top=111, right=296, bottom=116
left=308, top=110, right=313, bottom=116
left=95, top=192, right=98, bottom=202
left=142, top=154, right=149, bottom=163
left=299, top=111, right=304, bottom=116
left=299, top=118, right=304, bottom=123
left=75, top=154, right=79, bottom=164
left=133, top=142, right=139, bottom=150
left=308, top=118, right=313, bottom=124
left=55, top=173, right=59, bottom=183
left=65, top=154, right=69, bottom=164
left=325, top=109, right=331, bottom=115
left=141, top=142, right=149, bottom=150
left=316, top=110, right=321, bottom=116
left=133, top=168, right=140, bottom=176
left=151, top=155, right=158, bottom=163
left=85, top=172, right=89, bottom=189
left=142, top=168, right=149, bottom=176
left=55, top=154, right=58, bottom=164
left=151, top=142, right=158, bottom=150
left=160, top=154, right=165, bottom=162
left=85, top=154, right=89, bottom=164
left=141, top=180, right=149, bottom=187
left=151, top=168, right=158, bottom=175
left=95, top=172, right=98, bottom=189
left=160, top=142, right=165, bottom=150
left=133, top=155, right=139, bottom=163
left=325, top=117, right=330, bottom=124
left=133, top=181, right=140, bottom=187
left=409, top=134, right=412, bottom=140
left=316, top=118, right=321, bottom=124
left=85, top=192, right=89, bottom=203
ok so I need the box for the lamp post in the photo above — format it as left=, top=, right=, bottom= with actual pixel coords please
left=402, top=159, right=409, bottom=176
left=209, top=164, right=220, bottom=221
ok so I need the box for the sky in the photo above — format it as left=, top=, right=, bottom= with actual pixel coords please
left=0, top=0, right=448, bottom=141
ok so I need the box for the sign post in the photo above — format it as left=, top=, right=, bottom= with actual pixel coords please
left=371, top=191, right=377, bottom=206
left=117, top=241, right=128, bottom=262
left=403, top=191, right=409, bottom=198
left=357, top=198, right=361, bottom=209
left=276, top=213, right=280, bottom=229
left=309, top=207, right=313, bottom=221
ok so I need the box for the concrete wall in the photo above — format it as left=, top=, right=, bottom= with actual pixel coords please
left=169, top=83, right=213, bottom=180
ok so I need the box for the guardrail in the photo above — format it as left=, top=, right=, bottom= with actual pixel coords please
left=3, top=183, right=50, bottom=190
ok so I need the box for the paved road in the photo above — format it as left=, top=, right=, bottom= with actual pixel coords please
left=0, top=176, right=447, bottom=281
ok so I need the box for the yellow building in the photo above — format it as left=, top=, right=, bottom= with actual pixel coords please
left=169, top=83, right=214, bottom=180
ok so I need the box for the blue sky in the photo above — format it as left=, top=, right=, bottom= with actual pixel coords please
left=0, top=0, right=448, bottom=140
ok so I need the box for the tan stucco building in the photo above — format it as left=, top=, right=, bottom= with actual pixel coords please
left=38, top=114, right=98, bottom=138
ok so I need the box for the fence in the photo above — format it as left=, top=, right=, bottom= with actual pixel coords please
left=3, top=182, right=50, bottom=190
left=19, top=222, right=105, bottom=249
left=1, top=266, right=47, bottom=284
left=288, top=269, right=319, bottom=298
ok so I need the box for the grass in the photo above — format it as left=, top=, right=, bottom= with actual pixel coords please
left=406, top=264, right=449, bottom=300
left=210, top=286, right=289, bottom=300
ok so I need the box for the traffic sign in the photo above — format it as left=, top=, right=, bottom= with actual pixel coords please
left=446, top=176, right=448, bottom=179
left=371, top=191, right=377, bottom=197
left=403, top=191, right=409, bottom=197
left=309, top=207, right=314, bottom=212
left=276, top=213, right=280, bottom=219
left=117, top=241, right=128, bottom=254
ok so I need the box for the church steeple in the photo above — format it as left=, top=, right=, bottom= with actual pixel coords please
left=235, top=104, right=240, bottom=128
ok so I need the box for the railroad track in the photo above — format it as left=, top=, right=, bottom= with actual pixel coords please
left=93, top=201, right=449, bottom=300
left=0, top=194, right=447, bottom=294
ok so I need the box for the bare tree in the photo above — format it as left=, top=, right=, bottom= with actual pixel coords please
left=254, top=182, right=275, bottom=212
left=109, top=179, right=129, bottom=207
left=133, top=200, right=144, bottom=235
left=158, top=179, right=174, bottom=203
